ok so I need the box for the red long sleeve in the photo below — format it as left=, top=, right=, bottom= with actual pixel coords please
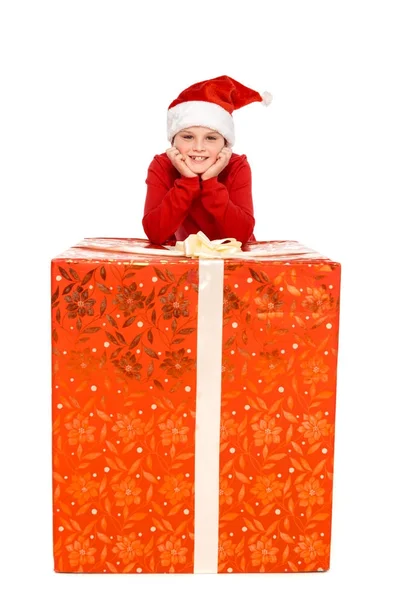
left=142, top=153, right=256, bottom=245
left=199, top=162, right=255, bottom=243
left=142, top=157, right=201, bottom=245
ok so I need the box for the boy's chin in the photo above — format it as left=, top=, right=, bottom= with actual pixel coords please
left=189, top=163, right=209, bottom=174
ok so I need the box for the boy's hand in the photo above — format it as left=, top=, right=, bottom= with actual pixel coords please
left=166, top=147, right=197, bottom=178
left=201, top=147, right=232, bottom=181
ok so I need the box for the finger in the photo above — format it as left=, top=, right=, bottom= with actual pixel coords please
left=167, top=149, right=182, bottom=162
left=220, top=150, right=231, bottom=160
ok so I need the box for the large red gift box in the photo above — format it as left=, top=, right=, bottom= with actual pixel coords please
left=51, top=237, right=341, bottom=573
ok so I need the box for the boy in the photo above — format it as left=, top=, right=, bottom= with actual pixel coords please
left=142, top=75, right=272, bottom=246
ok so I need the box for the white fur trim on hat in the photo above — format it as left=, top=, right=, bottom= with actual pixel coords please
left=167, top=101, right=235, bottom=147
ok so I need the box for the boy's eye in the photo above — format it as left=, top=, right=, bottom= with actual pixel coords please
left=182, top=135, right=217, bottom=141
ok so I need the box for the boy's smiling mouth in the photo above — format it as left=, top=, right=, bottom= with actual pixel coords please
left=188, top=156, right=208, bottom=161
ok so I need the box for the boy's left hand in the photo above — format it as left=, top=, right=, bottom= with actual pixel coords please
left=201, top=147, right=232, bottom=181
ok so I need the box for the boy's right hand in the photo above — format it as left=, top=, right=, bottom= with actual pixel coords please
left=166, top=147, right=197, bottom=178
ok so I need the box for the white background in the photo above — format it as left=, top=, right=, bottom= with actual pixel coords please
left=1, top=0, right=399, bottom=598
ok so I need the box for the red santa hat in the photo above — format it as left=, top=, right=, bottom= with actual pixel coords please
left=167, top=75, right=272, bottom=147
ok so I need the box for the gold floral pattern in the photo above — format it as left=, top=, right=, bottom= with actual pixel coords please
left=52, top=238, right=340, bottom=573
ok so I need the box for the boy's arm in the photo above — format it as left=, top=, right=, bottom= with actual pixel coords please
left=199, top=158, right=255, bottom=244
left=142, top=159, right=201, bottom=245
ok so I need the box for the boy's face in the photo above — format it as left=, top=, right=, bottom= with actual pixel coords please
left=173, top=126, right=226, bottom=175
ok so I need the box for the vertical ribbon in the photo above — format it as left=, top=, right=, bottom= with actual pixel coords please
left=193, top=259, right=224, bottom=573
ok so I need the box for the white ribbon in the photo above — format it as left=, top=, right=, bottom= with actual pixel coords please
left=173, top=231, right=243, bottom=258
left=194, top=259, right=224, bottom=573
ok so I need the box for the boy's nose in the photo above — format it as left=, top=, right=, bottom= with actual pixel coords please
left=193, top=140, right=205, bottom=151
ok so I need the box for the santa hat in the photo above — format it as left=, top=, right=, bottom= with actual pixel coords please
left=167, top=75, right=272, bottom=147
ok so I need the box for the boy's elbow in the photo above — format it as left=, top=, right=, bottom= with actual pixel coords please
left=142, top=216, right=164, bottom=245
left=239, top=215, right=255, bottom=245
left=142, top=213, right=177, bottom=246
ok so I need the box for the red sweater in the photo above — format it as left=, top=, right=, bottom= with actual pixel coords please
left=142, top=152, right=256, bottom=245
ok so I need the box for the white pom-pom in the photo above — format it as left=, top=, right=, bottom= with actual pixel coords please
left=261, top=91, right=273, bottom=106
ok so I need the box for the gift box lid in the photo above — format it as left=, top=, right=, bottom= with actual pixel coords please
left=52, top=237, right=339, bottom=267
